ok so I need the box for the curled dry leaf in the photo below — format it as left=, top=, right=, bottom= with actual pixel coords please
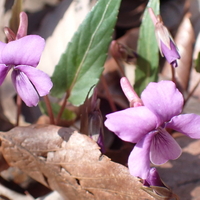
left=0, top=125, right=154, bottom=200
left=162, top=14, right=195, bottom=91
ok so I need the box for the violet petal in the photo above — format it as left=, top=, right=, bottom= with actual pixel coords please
left=12, top=70, right=39, bottom=107
left=161, top=40, right=180, bottom=66
left=15, top=65, right=53, bottom=96
left=0, top=42, right=6, bottom=63
left=141, top=81, right=184, bottom=126
left=166, top=114, right=200, bottom=139
left=128, top=131, right=157, bottom=179
left=0, top=64, right=11, bottom=85
left=146, top=168, right=165, bottom=187
left=2, top=35, right=45, bottom=67
left=105, top=106, right=157, bottom=143
left=150, top=128, right=182, bottom=165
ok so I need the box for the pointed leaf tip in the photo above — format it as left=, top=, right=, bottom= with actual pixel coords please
left=51, top=0, right=122, bottom=106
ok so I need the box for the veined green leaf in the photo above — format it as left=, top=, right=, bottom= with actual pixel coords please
left=134, top=0, right=160, bottom=95
left=51, top=0, right=121, bottom=106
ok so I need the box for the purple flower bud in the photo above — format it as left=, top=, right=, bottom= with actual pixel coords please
left=160, top=38, right=180, bottom=68
left=88, top=93, right=105, bottom=153
left=81, top=88, right=105, bottom=153
left=142, top=168, right=177, bottom=199
left=16, top=12, right=28, bottom=39
left=89, top=111, right=105, bottom=153
left=146, top=168, right=165, bottom=187
left=148, top=8, right=180, bottom=67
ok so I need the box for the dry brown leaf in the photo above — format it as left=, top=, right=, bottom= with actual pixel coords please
left=162, top=14, right=195, bottom=91
left=0, top=149, right=9, bottom=171
left=0, top=125, right=155, bottom=200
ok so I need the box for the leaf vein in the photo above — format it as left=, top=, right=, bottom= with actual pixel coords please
left=69, top=0, right=112, bottom=92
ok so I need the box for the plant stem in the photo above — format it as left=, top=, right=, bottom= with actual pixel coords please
left=16, top=95, right=22, bottom=126
left=44, top=95, right=55, bottom=124
left=184, top=78, right=200, bottom=105
left=56, top=93, right=69, bottom=125
left=171, top=64, right=176, bottom=84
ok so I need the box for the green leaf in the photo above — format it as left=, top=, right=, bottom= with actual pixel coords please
left=51, top=0, right=121, bottom=106
left=195, top=52, right=200, bottom=73
left=134, top=0, right=160, bottom=95
left=9, top=0, right=22, bottom=34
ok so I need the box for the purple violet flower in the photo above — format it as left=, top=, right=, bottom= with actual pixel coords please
left=0, top=35, right=53, bottom=107
left=105, top=80, right=200, bottom=179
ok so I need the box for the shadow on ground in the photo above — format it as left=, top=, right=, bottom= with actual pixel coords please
left=157, top=136, right=200, bottom=200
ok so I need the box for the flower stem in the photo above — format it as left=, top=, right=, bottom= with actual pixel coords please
left=101, top=75, right=117, bottom=112
left=16, top=95, right=22, bottom=126
left=43, top=95, right=55, bottom=124
left=56, top=93, right=69, bottom=125
left=171, top=64, right=176, bottom=84
left=184, top=78, right=200, bottom=105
